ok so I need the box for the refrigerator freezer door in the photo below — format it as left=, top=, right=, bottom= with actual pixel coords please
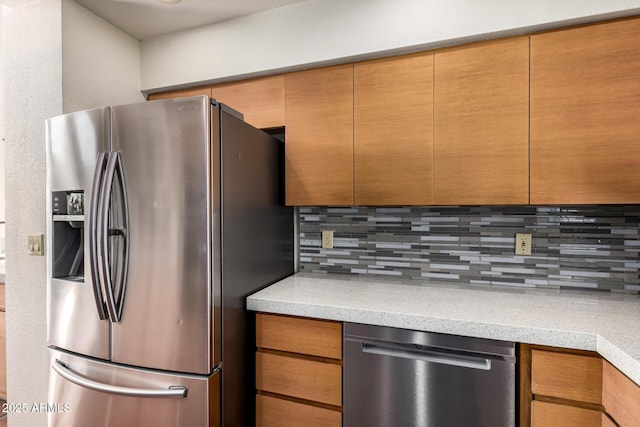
left=109, top=96, right=215, bottom=374
left=48, top=348, right=219, bottom=427
left=46, top=108, right=111, bottom=360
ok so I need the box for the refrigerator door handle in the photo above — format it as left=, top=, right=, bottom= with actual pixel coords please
left=89, top=152, right=109, bottom=320
left=97, top=151, right=129, bottom=322
left=52, top=359, right=188, bottom=398
left=112, top=152, right=130, bottom=321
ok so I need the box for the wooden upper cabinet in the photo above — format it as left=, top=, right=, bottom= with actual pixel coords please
left=530, top=18, right=640, bottom=204
left=354, top=53, right=434, bottom=205
left=434, top=37, right=529, bottom=205
left=211, top=75, right=285, bottom=129
left=147, top=86, right=212, bottom=100
left=285, top=65, right=354, bottom=206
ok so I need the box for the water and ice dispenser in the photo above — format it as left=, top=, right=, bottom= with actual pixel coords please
left=51, top=190, right=85, bottom=281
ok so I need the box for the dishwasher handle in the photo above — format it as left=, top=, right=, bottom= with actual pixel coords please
left=362, top=343, right=492, bottom=371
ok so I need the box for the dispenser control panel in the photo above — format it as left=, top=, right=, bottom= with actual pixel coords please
left=52, top=191, right=84, bottom=216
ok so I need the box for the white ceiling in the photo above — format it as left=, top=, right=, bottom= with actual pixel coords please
left=4, top=0, right=309, bottom=40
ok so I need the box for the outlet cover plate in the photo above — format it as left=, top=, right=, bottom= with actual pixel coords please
left=515, top=233, right=532, bottom=256
left=321, top=230, right=334, bottom=249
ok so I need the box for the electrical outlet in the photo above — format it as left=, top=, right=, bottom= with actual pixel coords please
left=515, top=233, right=532, bottom=256
left=28, top=234, right=45, bottom=256
left=321, top=230, right=334, bottom=249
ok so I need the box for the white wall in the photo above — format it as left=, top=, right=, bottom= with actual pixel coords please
left=3, top=1, right=62, bottom=425
left=141, top=0, right=640, bottom=92
left=62, top=0, right=143, bottom=112
left=3, top=1, right=142, bottom=425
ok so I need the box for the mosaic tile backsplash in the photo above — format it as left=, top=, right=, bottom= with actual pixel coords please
left=298, top=206, right=640, bottom=293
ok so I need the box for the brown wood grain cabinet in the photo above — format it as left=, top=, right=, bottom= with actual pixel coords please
left=147, top=77, right=284, bottom=129
left=211, top=75, right=284, bottom=129
left=530, top=18, right=640, bottom=204
left=434, top=37, right=529, bottom=205
left=256, top=394, right=342, bottom=427
left=147, top=17, right=640, bottom=206
left=531, top=349, right=603, bottom=404
left=602, top=359, right=640, bottom=427
left=256, top=352, right=342, bottom=406
left=354, top=53, right=434, bottom=205
left=284, top=65, right=354, bottom=206
left=524, top=345, right=640, bottom=427
left=256, top=311, right=342, bottom=359
left=255, top=313, right=342, bottom=427
left=532, top=401, right=609, bottom=427
left=147, top=86, right=212, bottom=100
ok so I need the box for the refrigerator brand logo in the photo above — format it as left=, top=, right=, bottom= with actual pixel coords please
left=177, top=105, right=199, bottom=112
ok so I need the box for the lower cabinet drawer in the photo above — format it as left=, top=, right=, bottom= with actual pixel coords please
left=256, top=313, right=342, bottom=359
left=256, top=351, right=342, bottom=406
left=532, top=401, right=612, bottom=427
left=256, top=394, right=341, bottom=427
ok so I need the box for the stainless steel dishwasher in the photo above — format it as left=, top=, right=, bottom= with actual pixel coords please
left=344, top=323, right=516, bottom=427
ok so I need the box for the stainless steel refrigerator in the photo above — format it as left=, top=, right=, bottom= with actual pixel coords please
left=45, top=96, right=293, bottom=426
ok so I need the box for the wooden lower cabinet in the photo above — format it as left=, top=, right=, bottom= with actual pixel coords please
left=524, top=345, right=640, bottom=427
left=531, top=349, right=602, bottom=404
left=256, top=311, right=342, bottom=359
left=602, top=360, right=640, bottom=427
left=255, top=313, right=342, bottom=426
left=256, top=352, right=341, bottom=406
left=256, top=394, right=341, bottom=427
left=532, top=401, right=614, bottom=427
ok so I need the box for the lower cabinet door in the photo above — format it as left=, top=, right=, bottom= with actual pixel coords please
left=256, top=394, right=341, bottom=427
left=602, top=360, right=640, bottom=427
left=532, top=401, right=607, bottom=427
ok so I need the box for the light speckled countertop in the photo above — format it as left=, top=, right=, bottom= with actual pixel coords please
left=247, top=273, right=640, bottom=386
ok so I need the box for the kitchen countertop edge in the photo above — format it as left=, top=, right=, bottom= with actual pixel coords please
left=248, top=273, right=640, bottom=386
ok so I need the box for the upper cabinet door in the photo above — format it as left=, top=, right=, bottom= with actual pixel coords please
left=354, top=53, right=434, bottom=205
left=147, top=86, right=212, bottom=100
left=434, top=37, right=530, bottom=205
left=211, top=75, right=285, bottom=129
left=530, top=18, right=640, bottom=204
left=285, top=65, right=354, bottom=206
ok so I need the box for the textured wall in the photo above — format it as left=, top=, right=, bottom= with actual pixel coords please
left=4, top=1, right=143, bottom=425
left=300, top=206, right=640, bottom=293
left=4, top=1, right=63, bottom=425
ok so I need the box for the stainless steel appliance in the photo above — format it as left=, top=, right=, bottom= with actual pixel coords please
left=45, top=96, right=293, bottom=426
left=344, top=323, right=516, bottom=427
